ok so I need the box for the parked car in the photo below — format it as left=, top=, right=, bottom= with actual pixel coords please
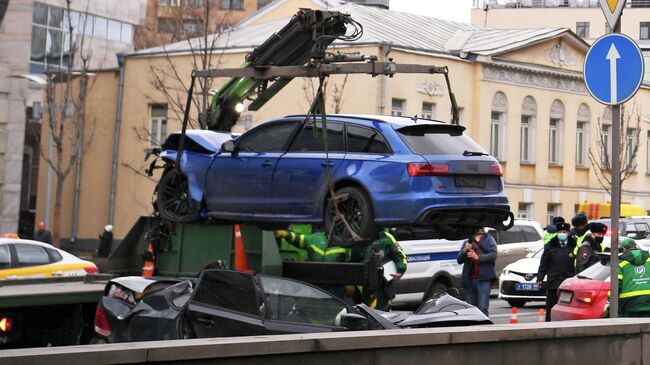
left=392, top=237, right=464, bottom=305
left=488, top=219, right=544, bottom=275
left=551, top=257, right=611, bottom=321
left=593, top=218, right=650, bottom=242
left=0, top=238, right=98, bottom=280
left=94, top=270, right=491, bottom=343
left=498, top=248, right=545, bottom=307
left=155, top=115, right=513, bottom=243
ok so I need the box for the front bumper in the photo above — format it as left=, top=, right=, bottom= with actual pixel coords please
left=499, top=277, right=545, bottom=301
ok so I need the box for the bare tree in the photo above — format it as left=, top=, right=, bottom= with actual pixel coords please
left=31, top=0, right=95, bottom=246
left=302, top=74, right=350, bottom=114
left=588, top=105, right=641, bottom=198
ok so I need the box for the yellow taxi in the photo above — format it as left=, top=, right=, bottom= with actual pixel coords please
left=0, top=237, right=98, bottom=279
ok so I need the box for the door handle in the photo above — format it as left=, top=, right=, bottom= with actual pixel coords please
left=52, top=271, right=64, bottom=276
left=6, top=275, right=18, bottom=279
left=196, top=318, right=215, bottom=326
left=320, top=162, right=334, bottom=168
left=501, top=250, right=509, bottom=254
left=260, top=161, right=273, bottom=168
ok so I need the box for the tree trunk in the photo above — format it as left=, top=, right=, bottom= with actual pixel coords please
left=53, top=177, right=63, bottom=248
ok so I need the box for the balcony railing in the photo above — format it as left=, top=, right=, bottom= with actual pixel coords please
left=473, top=0, right=650, bottom=8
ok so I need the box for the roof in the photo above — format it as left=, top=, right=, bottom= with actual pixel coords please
left=131, top=1, right=583, bottom=60
left=284, top=113, right=449, bottom=126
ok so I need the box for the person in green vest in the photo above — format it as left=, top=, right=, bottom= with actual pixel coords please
left=275, top=230, right=351, bottom=262
left=617, top=238, right=650, bottom=317
left=570, top=213, right=591, bottom=265
left=543, top=216, right=565, bottom=246
left=358, top=230, right=407, bottom=311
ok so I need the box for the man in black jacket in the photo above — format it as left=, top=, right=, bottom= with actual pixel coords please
left=537, top=222, right=577, bottom=321
left=575, top=222, right=607, bottom=274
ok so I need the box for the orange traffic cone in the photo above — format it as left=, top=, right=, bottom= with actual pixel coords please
left=234, top=224, right=252, bottom=272
left=538, top=308, right=546, bottom=323
left=510, top=307, right=519, bottom=324
left=142, top=243, right=155, bottom=278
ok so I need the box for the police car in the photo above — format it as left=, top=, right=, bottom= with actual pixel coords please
left=0, top=237, right=98, bottom=279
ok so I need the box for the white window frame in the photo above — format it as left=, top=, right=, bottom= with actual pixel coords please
left=626, top=128, right=636, bottom=170
left=391, top=98, right=405, bottom=117
left=576, top=21, right=589, bottom=38
left=518, top=202, right=533, bottom=220
left=549, top=100, right=564, bottom=166
left=490, top=92, right=507, bottom=161
left=149, top=105, right=168, bottom=148
left=547, top=203, right=561, bottom=226
left=520, top=115, right=532, bottom=163
left=576, top=122, right=587, bottom=167
left=422, top=102, right=435, bottom=120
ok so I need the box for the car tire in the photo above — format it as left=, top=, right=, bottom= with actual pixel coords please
left=424, top=281, right=449, bottom=300
left=156, top=168, right=201, bottom=223
left=507, top=299, right=527, bottom=308
left=325, top=186, right=375, bottom=244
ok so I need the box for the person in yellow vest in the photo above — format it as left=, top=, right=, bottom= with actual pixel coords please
left=543, top=216, right=565, bottom=246
left=617, top=238, right=650, bottom=317
left=570, top=214, right=590, bottom=265
left=575, top=222, right=606, bottom=274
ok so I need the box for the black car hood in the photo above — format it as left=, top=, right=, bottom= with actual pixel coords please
left=375, top=294, right=492, bottom=328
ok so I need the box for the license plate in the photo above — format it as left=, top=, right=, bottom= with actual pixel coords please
left=559, top=290, right=573, bottom=303
left=455, top=176, right=485, bottom=188
left=515, top=283, right=539, bottom=291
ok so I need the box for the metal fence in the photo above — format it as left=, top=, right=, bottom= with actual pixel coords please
left=473, top=0, right=650, bottom=8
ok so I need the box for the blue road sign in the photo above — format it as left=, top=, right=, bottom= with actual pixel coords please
left=584, top=33, right=645, bottom=106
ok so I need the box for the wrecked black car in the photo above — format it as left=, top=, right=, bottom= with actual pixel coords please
left=93, top=270, right=491, bottom=343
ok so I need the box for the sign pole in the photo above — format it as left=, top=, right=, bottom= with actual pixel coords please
left=610, top=18, right=622, bottom=319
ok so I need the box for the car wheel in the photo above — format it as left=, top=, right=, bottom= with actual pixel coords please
left=424, top=281, right=449, bottom=300
left=325, top=186, right=375, bottom=244
left=507, top=299, right=527, bottom=308
left=156, top=168, right=201, bottom=223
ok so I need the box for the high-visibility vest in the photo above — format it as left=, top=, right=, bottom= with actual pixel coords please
left=618, top=256, right=650, bottom=300
left=573, top=230, right=591, bottom=267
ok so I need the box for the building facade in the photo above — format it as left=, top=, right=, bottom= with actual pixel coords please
left=0, top=0, right=146, bottom=236
left=35, top=0, right=650, bottom=247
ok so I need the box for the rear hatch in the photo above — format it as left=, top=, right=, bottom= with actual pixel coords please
left=395, top=124, right=503, bottom=194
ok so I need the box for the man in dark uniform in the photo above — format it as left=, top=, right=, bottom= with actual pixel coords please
left=537, top=222, right=577, bottom=321
left=575, top=222, right=607, bottom=274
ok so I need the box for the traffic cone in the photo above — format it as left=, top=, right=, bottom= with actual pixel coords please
left=538, top=308, right=546, bottom=323
left=510, top=307, right=519, bottom=324
left=233, top=224, right=252, bottom=272
left=142, top=243, right=155, bottom=278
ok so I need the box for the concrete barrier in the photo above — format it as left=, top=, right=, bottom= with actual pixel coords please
left=3, top=319, right=650, bottom=365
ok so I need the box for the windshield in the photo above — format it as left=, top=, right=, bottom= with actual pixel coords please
left=396, top=125, right=487, bottom=155
left=577, top=262, right=610, bottom=281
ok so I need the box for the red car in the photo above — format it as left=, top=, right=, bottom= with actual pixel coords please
left=551, top=260, right=610, bottom=321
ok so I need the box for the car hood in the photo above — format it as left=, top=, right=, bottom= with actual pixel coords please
left=504, top=258, right=540, bottom=274
left=373, top=294, right=492, bottom=327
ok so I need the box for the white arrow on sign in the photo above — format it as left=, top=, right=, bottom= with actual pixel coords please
left=606, top=43, right=621, bottom=104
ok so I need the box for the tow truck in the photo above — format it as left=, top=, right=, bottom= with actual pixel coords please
left=0, top=9, right=512, bottom=348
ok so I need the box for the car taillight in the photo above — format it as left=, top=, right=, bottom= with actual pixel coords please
left=0, top=317, right=11, bottom=333
left=94, top=305, right=111, bottom=337
left=491, top=163, right=503, bottom=176
left=575, top=290, right=598, bottom=305
left=84, top=265, right=98, bottom=274
left=407, top=163, right=449, bottom=176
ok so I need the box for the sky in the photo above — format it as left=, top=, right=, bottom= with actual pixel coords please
left=389, top=0, right=475, bottom=23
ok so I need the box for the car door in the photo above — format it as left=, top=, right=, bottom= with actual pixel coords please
left=3, top=244, right=55, bottom=279
left=271, top=120, right=345, bottom=217
left=491, top=226, right=526, bottom=275
left=187, top=270, right=267, bottom=338
left=258, top=275, right=348, bottom=334
left=518, top=225, right=544, bottom=254
left=206, top=120, right=301, bottom=216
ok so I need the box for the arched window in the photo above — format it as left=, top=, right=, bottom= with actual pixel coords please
left=576, top=103, right=591, bottom=167
left=491, top=92, right=507, bottom=160
left=549, top=100, right=565, bottom=165
left=520, top=96, right=536, bottom=163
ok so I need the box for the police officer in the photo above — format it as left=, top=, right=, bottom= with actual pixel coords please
left=543, top=216, right=565, bottom=246
left=275, top=230, right=350, bottom=262
left=617, top=238, right=650, bottom=317
left=359, top=230, right=407, bottom=311
left=537, top=222, right=577, bottom=321
left=575, top=222, right=607, bottom=274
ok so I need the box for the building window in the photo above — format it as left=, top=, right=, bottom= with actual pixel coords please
left=548, top=100, right=564, bottom=166
left=641, top=22, right=650, bottom=40
left=391, top=98, right=405, bottom=117
left=547, top=203, right=561, bottom=226
left=647, top=131, right=650, bottom=174
left=520, top=96, right=536, bottom=164
left=576, top=21, right=589, bottom=38
left=160, top=0, right=181, bottom=5
left=150, top=105, right=168, bottom=148
left=220, top=0, right=244, bottom=10
left=183, top=19, right=200, bottom=34
left=518, top=202, right=532, bottom=220
left=576, top=122, right=587, bottom=167
left=422, top=102, right=435, bottom=119
left=490, top=92, right=508, bottom=161
left=258, top=0, right=273, bottom=8
left=626, top=128, right=637, bottom=170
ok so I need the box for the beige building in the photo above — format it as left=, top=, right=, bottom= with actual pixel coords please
left=35, top=0, right=650, bottom=248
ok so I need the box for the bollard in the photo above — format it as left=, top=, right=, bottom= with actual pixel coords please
left=510, top=307, right=519, bottom=324
left=538, top=308, right=545, bottom=323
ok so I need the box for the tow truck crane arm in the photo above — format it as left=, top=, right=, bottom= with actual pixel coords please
left=208, top=9, right=362, bottom=131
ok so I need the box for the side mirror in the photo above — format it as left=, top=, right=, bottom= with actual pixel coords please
left=339, top=313, right=368, bottom=331
left=221, top=140, right=235, bottom=153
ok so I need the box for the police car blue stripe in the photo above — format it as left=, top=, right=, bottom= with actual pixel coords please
left=406, top=251, right=457, bottom=263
